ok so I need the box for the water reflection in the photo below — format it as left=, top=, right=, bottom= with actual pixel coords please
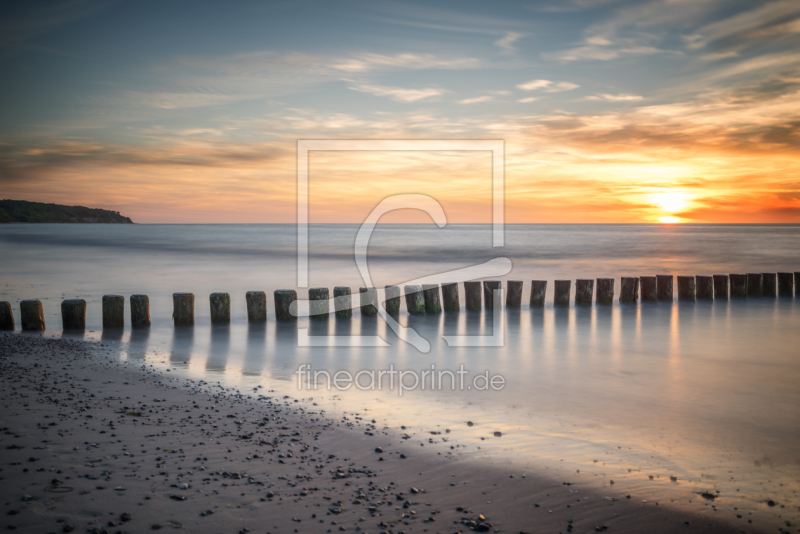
left=128, top=328, right=150, bottom=360
left=170, top=326, right=194, bottom=365
left=242, top=323, right=266, bottom=376
left=206, top=324, right=230, bottom=372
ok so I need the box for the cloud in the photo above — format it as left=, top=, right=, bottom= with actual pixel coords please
left=331, top=53, right=481, bottom=73
left=585, top=93, right=644, bottom=101
left=349, top=84, right=445, bottom=102
left=518, top=97, right=539, bottom=103
left=458, top=96, right=494, bottom=104
left=517, top=79, right=580, bottom=92
left=495, top=32, right=525, bottom=54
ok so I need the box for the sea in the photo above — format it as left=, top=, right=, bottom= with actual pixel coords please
left=2, top=223, right=799, bottom=524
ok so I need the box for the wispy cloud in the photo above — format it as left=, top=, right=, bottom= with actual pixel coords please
left=494, top=32, right=525, bottom=54
left=349, top=84, right=445, bottom=102
left=585, top=93, right=644, bottom=101
left=458, top=96, right=494, bottom=104
left=518, top=97, right=539, bottom=103
left=331, top=53, right=481, bottom=72
left=518, top=79, right=580, bottom=92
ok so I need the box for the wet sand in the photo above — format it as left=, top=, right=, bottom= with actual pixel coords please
left=0, top=332, right=767, bottom=533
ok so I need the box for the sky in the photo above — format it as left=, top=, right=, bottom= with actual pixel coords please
left=0, top=0, right=798, bottom=224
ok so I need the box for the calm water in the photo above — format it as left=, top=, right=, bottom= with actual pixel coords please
left=2, top=223, right=799, bottom=524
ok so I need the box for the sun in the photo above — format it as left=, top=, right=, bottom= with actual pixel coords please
left=659, top=216, right=681, bottom=224
left=651, top=192, right=690, bottom=213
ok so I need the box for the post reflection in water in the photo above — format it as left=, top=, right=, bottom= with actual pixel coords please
left=128, top=328, right=150, bottom=360
left=170, top=326, right=194, bottom=366
left=101, top=328, right=124, bottom=361
left=242, top=323, right=267, bottom=377
left=206, top=324, right=230, bottom=373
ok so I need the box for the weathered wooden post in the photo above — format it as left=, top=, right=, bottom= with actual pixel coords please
left=619, top=277, right=638, bottom=304
left=729, top=274, right=747, bottom=297
left=173, top=293, right=195, bottom=326
left=102, top=295, right=124, bottom=329
left=464, top=281, right=482, bottom=311
left=762, top=273, right=777, bottom=297
left=130, top=295, right=151, bottom=327
left=596, top=278, right=614, bottom=305
left=420, top=284, right=441, bottom=314
left=529, top=280, right=547, bottom=308
left=713, top=275, right=729, bottom=299
left=245, top=291, right=266, bottom=322
left=746, top=273, right=763, bottom=297
left=384, top=286, right=401, bottom=315
left=404, top=285, right=425, bottom=315
left=656, top=275, right=673, bottom=302
left=796, top=272, right=800, bottom=293
left=506, top=281, right=523, bottom=308
left=210, top=293, right=231, bottom=324
left=677, top=276, right=696, bottom=301
left=273, top=290, right=297, bottom=321
left=575, top=279, right=593, bottom=306
left=20, top=300, right=45, bottom=331
left=640, top=276, right=657, bottom=302
left=441, top=283, right=459, bottom=312
left=360, top=287, right=378, bottom=317
left=61, top=299, right=86, bottom=330
left=696, top=275, right=713, bottom=300
left=778, top=273, right=794, bottom=296
left=0, top=302, right=14, bottom=331
left=554, top=280, right=571, bottom=308
left=483, top=281, right=501, bottom=310
left=334, top=287, right=352, bottom=319
left=309, top=288, right=329, bottom=319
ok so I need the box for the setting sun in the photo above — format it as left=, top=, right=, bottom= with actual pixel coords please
left=659, top=216, right=681, bottom=224
left=651, top=192, right=690, bottom=213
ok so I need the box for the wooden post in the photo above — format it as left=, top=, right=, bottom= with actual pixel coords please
left=245, top=291, right=266, bottom=322
left=274, top=290, right=297, bottom=321
left=656, top=275, right=673, bottom=302
left=529, top=280, right=547, bottom=308
left=20, top=300, right=45, bottom=331
left=61, top=299, right=86, bottom=331
left=619, top=277, right=638, bottom=304
left=384, top=286, right=401, bottom=315
left=696, top=275, right=713, bottom=300
left=713, top=275, right=729, bottom=299
left=677, top=276, right=695, bottom=301
left=404, top=285, right=425, bottom=315
left=130, top=295, right=150, bottom=327
left=575, top=279, right=593, bottom=306
left=334, top=287, right=352, bottom=319
left=421, top=284, right=441, bottom=314
left=464, top=281, right=482, bottom=311
left=777, top=273, right=794, bottom=296
left=762, top=273, right=777, bottom=297
left=746, top=273, right=763, bottom=297
left=210, top=293, right=231, bottom=324
left=309, top=288, right=329, bottom=319
left=102, top=295, right=124, bottom=329
left=506, top=280, right=523, bottom=308
left=483, top=281, right=501, bottom=310
left=729, top=274, right=747, bottom=298
left=554, top=280, right=571, bottom=308
left=596, top=278, right=614, bottom=305
left=0, top=302, right=14, bottom=331
left=173, top=293, right=195, bottom=326
left=360, top=287, right=378, bottom=317
left=640, top=276, right=657, bottom=302
left=441, top=283, right=460, bottom=313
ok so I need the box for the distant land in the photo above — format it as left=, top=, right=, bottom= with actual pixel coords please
left=0, top=199, right=133, bottom=223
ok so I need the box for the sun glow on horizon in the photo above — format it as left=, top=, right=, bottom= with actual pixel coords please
left=659, top=216, right=681, bottom=224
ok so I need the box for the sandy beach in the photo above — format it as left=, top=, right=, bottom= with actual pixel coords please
left=0, top=332, right=768, bottom=534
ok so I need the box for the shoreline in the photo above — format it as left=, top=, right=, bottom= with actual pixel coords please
left=0, top=333, right=771, bottom=533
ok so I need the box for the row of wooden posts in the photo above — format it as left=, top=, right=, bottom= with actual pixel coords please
left=0, top=272, right=796, bottom=332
